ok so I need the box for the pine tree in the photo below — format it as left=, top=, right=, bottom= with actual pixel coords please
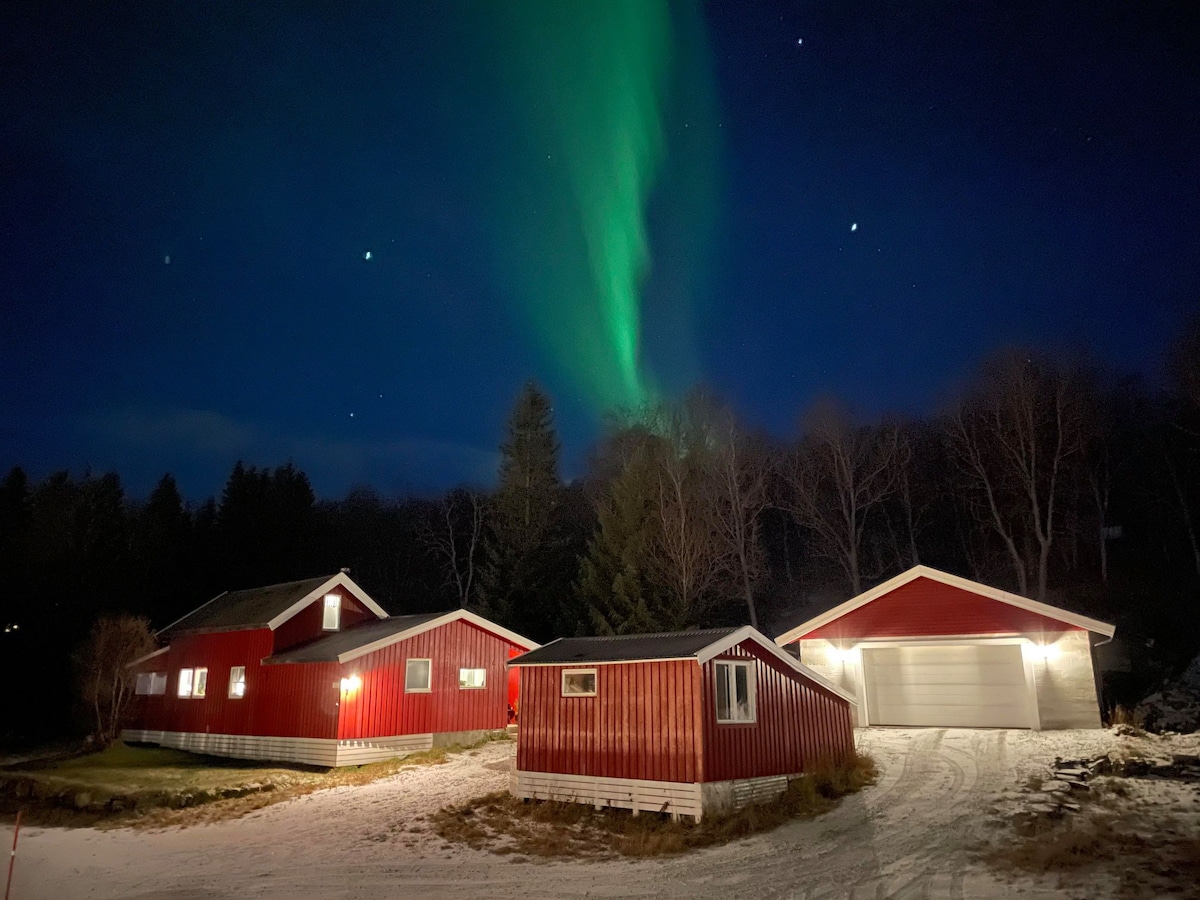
left=479, top=382, right=566, bottom=640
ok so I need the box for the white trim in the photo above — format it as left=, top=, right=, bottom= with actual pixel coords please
left=267, top=572, right=389, bottom=630
left=513, top=770, right=704, bottom=821
left=773, top=564, right=1116, bottom=646
left=119, top=729, right=435, bottom=767
left=698, top=626, right=859, bottom=706
left=405, top=658, right=432, bottom=692
left=337, top=608, right=538, bottom=663
left=512, top=656, right=697, bottom=667
left=714, top=659, right=756, bottom=724
left=125, top=645, right=170, bottom=670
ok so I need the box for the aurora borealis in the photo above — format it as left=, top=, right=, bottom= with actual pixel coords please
left=3, top=1, right=1197, bottom=496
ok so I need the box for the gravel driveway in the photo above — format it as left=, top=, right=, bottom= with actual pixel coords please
left=6, top=728, right=1150, bottom=899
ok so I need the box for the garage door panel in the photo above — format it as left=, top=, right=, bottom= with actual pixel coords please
left=863, top=643, right=1030, bottom=728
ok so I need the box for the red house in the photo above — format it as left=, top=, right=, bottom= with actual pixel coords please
left=774, top=565, right=1116, bottom=730
left=508, top=626, right=856, bottom=821
left=125, top=572, right=536, bottom=766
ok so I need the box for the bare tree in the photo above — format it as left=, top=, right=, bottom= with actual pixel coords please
left=74, top=615, right=157, bottom=745
left=421, top=488, right=485, bottom=608
left=784, top=400, right=901, bottom=595
left=710, top=413, right=769, bottom=629
left=946, top=352, right=1083, bottom=600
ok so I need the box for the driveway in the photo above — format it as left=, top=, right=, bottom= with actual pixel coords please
left=6, top=728, right=1136, bottom=900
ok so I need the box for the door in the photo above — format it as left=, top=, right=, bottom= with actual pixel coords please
left=862, top=643, right=1030, bottom=728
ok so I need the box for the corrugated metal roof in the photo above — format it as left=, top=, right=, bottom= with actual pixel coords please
left=160, top=576, right=334, bottom=636
left=265, top=613, right=448, bottom=663
left=510, top=628, right=741, bottom=665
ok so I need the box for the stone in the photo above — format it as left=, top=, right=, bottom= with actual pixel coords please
left=74, top=791, right=92, bottom=810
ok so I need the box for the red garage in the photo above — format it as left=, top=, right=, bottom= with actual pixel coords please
left=774, top=565, right=1116, bottom=730
left=126, top=572, right=535, bottom=766
left=509, top=626, right=856, bottom=820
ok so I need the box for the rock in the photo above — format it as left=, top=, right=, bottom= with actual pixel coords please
left=1040, top=779, right=1071, bottom=794
left=74, top=791, right=92, bottom=810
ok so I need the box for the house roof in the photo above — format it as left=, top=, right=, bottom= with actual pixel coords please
left=157, top=572, right=388, bottom=637
left=773, top=564, right=1117, bottom=646
left=510, top=626, right=857, bottom=706
left=509, top=629, right=741, bottom=665
left=265, top=608, right=539, bottom=665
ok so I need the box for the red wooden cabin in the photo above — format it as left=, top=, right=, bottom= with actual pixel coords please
left=126, top=572, right=535, bottom=766
left=508, top=626, right=856, bottom=821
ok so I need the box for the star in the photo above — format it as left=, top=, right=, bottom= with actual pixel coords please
left=850, top=223, right=857, bottom=232
left=363, top=251, right=372, bottom=261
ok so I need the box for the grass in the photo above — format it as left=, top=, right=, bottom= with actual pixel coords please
left=431, top=752, right=878, bottom=860
left=1, top=735, right=507, bottom=829
left=1107, top=705, right=1147, bottom=729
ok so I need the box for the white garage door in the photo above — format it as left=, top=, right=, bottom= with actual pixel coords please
left=862, top=643, right=1031, bottom=728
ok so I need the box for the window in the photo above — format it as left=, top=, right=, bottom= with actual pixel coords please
left=562, top=669, right=597, bottom=697
left=178, top=668, right=194, bottom=698
left=192, top=667, right=208, bottom=698
left=323, top=594, right=340, bottom=631
left=405, top=658, right=431, bottom=692
left=459, top=668, right=486, bottom=689
left=229, top=666, right=246, bottom=699
left=715, top=661, right=755, bottom=723
left=135, top=673, right=166, bottom=696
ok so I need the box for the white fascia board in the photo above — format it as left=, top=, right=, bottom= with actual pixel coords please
left=124, top=645, right=170, bottom=669
left=698, top=626, right=858, bottom=706
left=155, top=591, right=228, bottom=637
left=773, top=564, right=1116, bottom=646
left=510, top=657, right=698, bottom=667
left=267, top=572, right=388, bottom=631
left=337, top=609, right=538, bottom=665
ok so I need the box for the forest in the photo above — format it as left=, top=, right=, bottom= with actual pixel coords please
left=1, top=325, right=1198, bottom=747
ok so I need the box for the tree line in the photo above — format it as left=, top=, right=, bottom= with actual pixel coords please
left=1, top=325, right=1197, bottom=745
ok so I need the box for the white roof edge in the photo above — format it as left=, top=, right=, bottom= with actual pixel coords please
left=773, top=564, right=1116, bottom=646
left=125, top=645, right=170, bottom=669
left=267, top=572, right=389, bottom=631
left=698, top=626, right=858, bottom=706
left=338, top=608, right=538, bottom=664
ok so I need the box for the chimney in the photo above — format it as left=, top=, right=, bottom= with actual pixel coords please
left=340, top=567, right=351, bottom=575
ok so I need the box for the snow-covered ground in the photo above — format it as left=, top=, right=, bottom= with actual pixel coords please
left=7, top=727, right=1197, bottom=900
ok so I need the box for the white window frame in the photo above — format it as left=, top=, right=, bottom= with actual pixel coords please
left=149, top=672, right=167, bottom=695
left=458, top=668, right=486, bottom=690
left=405, top=658, right=432, bottom=693
left=322, top=594, right=341, bottom=631
left=715, top=660, right=756, bottom=724
left=562, top=668, right=597, bottom=697
left=192, top=667, right=208, bottom=698
left=178, top=668, right=194, bottom=698
left=229, top=666, right=246, bottom=699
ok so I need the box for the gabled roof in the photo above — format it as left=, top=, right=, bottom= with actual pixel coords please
left=158, top=572, right=388, bottom=637
left=266, top=608, right=538, bottom=665
left=773, top=564, right=1117, bottom=646
left=510, top=626, right=857, bottom=706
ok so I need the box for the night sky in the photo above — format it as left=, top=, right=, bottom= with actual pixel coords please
left=4, top=2, right=1197, bottom=499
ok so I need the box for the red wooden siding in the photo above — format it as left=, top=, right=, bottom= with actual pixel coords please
left=273, top=586, right=376, bottom=652
left=802, top=576, right=1084, bottom=641
left=701, top=642, right=855, bottom=781
left=516, top=660, right=703, bottom=783
left=131, top=630, right=339, bottom=739
left=335, top=619, right=522, bottom=740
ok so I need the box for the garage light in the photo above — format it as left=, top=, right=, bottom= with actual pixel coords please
left=830, top=646, right=857, bottom=665
left=340, top=675, right=362, bottom=693
left=1031, top=643, right=1059, bottom=662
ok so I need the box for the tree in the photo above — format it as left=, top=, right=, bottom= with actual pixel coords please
left=479, top=382, right=566, bottom=638
left=946, top=351, right=1083, bottom=600
left=711, top=414, right=770, bottom=629
left=421, top=488, right=485, bottom=608
left=73, top=615, right=157, bottom=745
left=783, top=400, right=901, bottom=595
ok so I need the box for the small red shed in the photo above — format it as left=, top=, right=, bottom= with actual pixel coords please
left=125, top=572, right=536, bottom=766
left=774, top=565, right=1116, bottom=730
left=508, top=626, right=856, bottom=820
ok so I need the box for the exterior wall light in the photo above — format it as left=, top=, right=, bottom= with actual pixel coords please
left=340, top=675, right=362, bottom=693
left=830, top=645, right=856, bottom=665
left=1032, top=643, right=1059, bottom=662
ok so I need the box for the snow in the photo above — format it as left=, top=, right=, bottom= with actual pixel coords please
left=8, top=727, right=1199, bottom=900
left=1137, top=651, right=1200, bottom=733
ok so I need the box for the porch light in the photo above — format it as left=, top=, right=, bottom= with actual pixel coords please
left=830, top=645, right=856, bottom=665
left=1031, top=642, right=1060, bottom=662
left=340, top=675, right=362, bottom=693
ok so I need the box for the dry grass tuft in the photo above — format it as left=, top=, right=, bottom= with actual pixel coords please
left=432, top=752, right=877, bottom=860
left=1107, top=705, right=1146, bottom=729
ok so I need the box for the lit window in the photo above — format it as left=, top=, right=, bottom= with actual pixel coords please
left=405, top=658, right=431, bottom=692
left=149, top=672, right=167, bottom=695
left=562, top=669, right=597, bottom=697
left=459, top=668, right=486, bottom=689
left=229, top=666, right=246, bottom=699
left=715, top=661, right=755, bottom=723
left=192, top=667, right=208, bottom=698
left=323, top=594, right=340, bottom=630
left=178, top=668, right=194, bottom=698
